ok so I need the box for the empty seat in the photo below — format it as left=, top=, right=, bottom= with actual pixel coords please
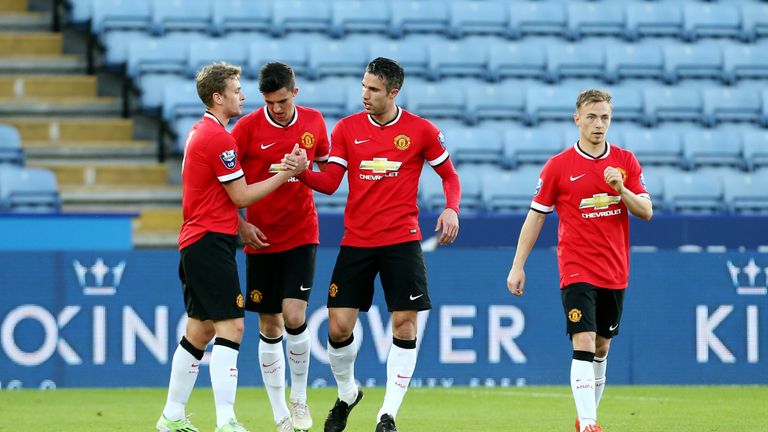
left=637, top=166, right=665, bottom=210
left=740, top=3, right=768, bottom=42
left=297, top=80, right=349, bottom=119
left=91, top=0, right=151, bottom=37
left=427, top=41, right=489, bottom=81
left=565, top=1, right=625, bottom=41
left=271, top=0, right=331, bottom=36
left=604, top=44, right=664, bottom=83
left=643, top=87, right=702, bottom=126
left=448, top=1, right=509, bottom=39
left=682, top=3, right=741, bottom=42
left=682, top=130, right=744, bottom=170
left=161, top=81, right=200, bottom=123
left=455, top=166, right=484, bottom=212
left=763, top=88, right=768, bottom=127
left=482, top=166, right=542, bottom=212
left=420, top=164, right=483, bottom=212
left=723, top=170, right=768, bottom=213
left=508, top=1, right=566, bottom=39
left=0, top=165, right=60, bottom=212
left=368, top=41, right=429, bottom=79
left=464, top=82, right=525, bottom=125
left=546, top=44, right=605, bottom=83
left=186, top=39, right=248, bottom=78
left=662, top=44, right=723, bottom=84
left=606, top=87, right=644, bottom=124
left=406, top=82, right=466, bottom=120
left=248, top=40, right=309, bottom=79
left=0, top=124, right=25, bottom=166
left=722, top=44, right=768, bottom=84
left=127, top=36, right=188, bottom=79
left=389, top=0, right=449, bottom=38
left=623, top=129, right=683, bottom=167
left=307, top=41, right=369, bottom=80
left=503, top=127, right=565, bottom=168
left=742, top=130, right=768, bottom=171
left=487, top=42, right=546, bottom=82
left=211, top=0, right=271, bottom=36
left=624, top=2, right=683, bottom=40
left=525, top=87, right=577, bottom=125
left=150, top=0, right=212, bottom=35
left=663, top=171, right=724, bottom=213
left=702, top=88, right=762, bottom=127
left=330, top=1, right=390, bottom=38
left=442, top=128, right=503, bottom=166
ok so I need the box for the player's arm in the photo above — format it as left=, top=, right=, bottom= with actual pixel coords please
left=238, top=214, right=269, bottom=249
left=224, top=144, right=307, bottom=207
left=604, top=166, right=653, bottom=221
left=296, top=162, right=345, bottom=194
left=507, top=209, right=547, bottom=297
left=433, top=157, right=461, bottom=245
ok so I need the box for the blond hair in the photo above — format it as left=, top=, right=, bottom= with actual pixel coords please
left=575, top=88, right=612, bottom=111
left=195, top=62, right=242, bottom=108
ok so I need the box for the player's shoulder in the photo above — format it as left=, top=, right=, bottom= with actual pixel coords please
left=399, top=108, right=438, bottom=129
left=334, top=111, right=367, bottom=129
left=609, top=142, right=640, bottom=163
left=235, top=107, right=265, bottom=127
left=296, top=105, right=325, bottom=121
left=547, top=143, right=575, bottom=165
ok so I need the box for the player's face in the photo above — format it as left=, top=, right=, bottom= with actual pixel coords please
left=574, top=101, right=612, bottom=147
left=217, top=77, right=245, bottom=118
left=361, top=72, right=398, bottom=115
left=263, top=86, right=297, bottom=125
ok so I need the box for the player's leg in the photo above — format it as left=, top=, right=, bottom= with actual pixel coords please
left=376, top=241, right=431, bottom=431
left=562, top=282, right=599, bottom=432
left=593, top=288, right=624, bottom=410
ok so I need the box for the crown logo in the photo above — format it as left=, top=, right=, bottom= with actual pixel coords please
left=726, top=259, right=767, bottom=296
left=73, top=258, right=126, bottom=296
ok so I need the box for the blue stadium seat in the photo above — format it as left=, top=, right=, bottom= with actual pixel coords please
left=546, top=44, right=605, bottom=83
left=624, top=1, right=683, bottom=40
left=127, top=36, right=188, bottom=79
left=330, top=1, right=390, bottom=38
left=702, top=88, right=762, bottom=127
left=389, top=0, right=449, bottom=38
left=643, top=87, right=702, bottom=126
left=248, top=40, right=309, bottom=79
left=481, top=166, right=541, bottom=213
left=722, top=169, right=768, bottom=213
left=503, top=127, right=565, bottom=168
left=740, top=3, right=768, bottom=42
left=682, top=130, right=744, bottom=170
left=464, top=82, right=525, bottom=125
left=663, top=170, right=724, bottom=213
left=0, top=124, right=25, bottom=166
left=455, top=166, right=484, bottom=212
left=66, top=0, right=93, bottom=27
left=662, top=44, right=723, bottom=84
left=420, top=165, right=484, bottom=212
left=604, top=44, right=664, bottom=83
left=682, top=3, right=741, bottom=42
left=507, top=1, right=567, bottom=39
left=442, top=128, right=504, bottom=166
left=161, top=81, right=200, bottom=123
left=296, top=79, right=349, bottom=119
left=186, top=39, right=248, bottom=78
left=271, top=0, right=331, bottom=37
left=427, top=41, right=489, bottom=81
left=565, top=1, right=625, bottom=41
left=637, top=166, right=665, bottom=211
left=211, top=0, right=271, bottom=36
left=405, top=81, right=466, bottom=120
left=368, top=41, right=429, bottom=79
left=487, top=42, right=546, bottom=82
left=525, top=87, right=577, bottom=125
left=150, top=0, right=212, bottom=36
left=448, top=1, right=509, bottom=39
left=307, top=41, right=369, bottom=80
left=742, top=131, right=768, bottom=171
left=722, top=44, right=768, bottom=84
left=91, top=0, right=151, bottom=38
left=0, top=165, right=60, bottom=212
left=763, top=88, right=768, bottom=127
left=622, top=128, right=683, bottom=167
left=605, top=87, right=644, bottom=124
left=173, top=116, right=199, bottom=153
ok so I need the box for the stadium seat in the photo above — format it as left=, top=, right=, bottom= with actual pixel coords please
left=313, top=172, right=348, bottom=213
left=161, top=81, right=200, bottom=123
left=66, top=0, right=93, bottom=27
left=565, top=1, right=625, bottom=41
left=368, top=41, right=429, bottom=79
left=740, top=3, right=768, bottom=42
left=481, top=165, right=541, bottom=213
left=211, top=0, right=271, bottom=36
left=296, top=79, right=349, bottom=119
left=643, top=87, right=702, bottom=127
left=525, top=87, right=577, bottom=125
left=487, top=42, right=546, bottom=82
left=271, top=0, right=332, bottom=37
left=763, top=88, right=768, bottom=127
left=248, top=40, right=309, bottom=79
left=91, top=0, right=151, bottom=38
left=420, top=165, right=483, bottom=212
left=507, top=1, right=567, bottom=39
left=455, top=166, right=484, bottom=212
left=448, top=1, right=509, bottom=39
left=663, top=170, right=724, bottom=213
left=464, top=82, right=525, bottom=125
left=186, top=39, right=248, bottom=78
left=742, top=130, right=768, bottom=171
left=605, top=87, right=644, bottom=124
left=0, top=124, right=25, bottom=166
left=662, top=44, right=723, bottom=84
left=624, top=1, right=683, bottom=40
left=442, top=128, right=504, bottom=166
left=150, top=0, right=212, bottom=36
left=0, top=165, right=61, bottom=212
left=545, top=44, right=605, bottom=83
left=682, top=3, right=741, bottom=42
left=722, top=44, right=768, bottom=84
left=127, top=36, right=188, bottom=79
left=330, top=1, right=390, bottom=38
left=682, top=130, right=744, bottom=170
left=307, top=41, right=369, bottom=80
left=622, top=129, right=683, bottom=168
left=503, top=127, right=565, bottom=168
left=389, top=0, right=449, bottom=38
left=405, top=81, right=466, bottom=120
left=604, top=44, right=664, bottom=83
left=702, top=88, right=762, bottom=127
left=637, top=166, right=665, bottom=211
left=427, top=41, right=489, bottom=81
left=722, top=169, right=768, bottom=213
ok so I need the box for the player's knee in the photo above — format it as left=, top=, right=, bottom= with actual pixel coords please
left=282, top=310, right=305, bottom=329
left=328, top=322, right=354, bottom=342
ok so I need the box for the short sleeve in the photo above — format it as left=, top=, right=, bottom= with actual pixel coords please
left=209, top=131, right=244, bottom=183
left=531, top=158, right=559, bottom=213
left=625, top=151, right=649, bottom=199
left=422, top=120, right=449, bottom=167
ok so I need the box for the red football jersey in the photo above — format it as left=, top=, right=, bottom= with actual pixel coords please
left=532, top=142, right=649, bottom=289
left=329, top=107, right=449, bottom=247
left=179, top=113, right=244, bottom=250
left=231, top=105, right=330, bottom=253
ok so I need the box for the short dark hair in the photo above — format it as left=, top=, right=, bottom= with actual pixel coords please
left=365, top=57, right=404, bottom=92
left=259, top=62, right=295, bottom=93
left=195, top=62, right=241, bottom=108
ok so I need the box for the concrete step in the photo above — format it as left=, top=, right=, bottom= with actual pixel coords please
left=0, top=55, right=84, bottom=74
left=24, top=141, right=156, bottom=159
left=132, top=230, right=179, bottom=248
left=61, top=185, right=181, bottom=207
left=133, top=207, right=183, bottom=248
left=27, top=161, right=169, bottom=186
left=0, top=96, right=121, bottom=116
left=0, top=32, right=61, bottom=55
left=0, top=75, right=97, bottom=97
left=0, top=12, right=50, bottom=31
left=1, top=117, right=133, bottom=141
left=0, top=0, right=28, bottom=12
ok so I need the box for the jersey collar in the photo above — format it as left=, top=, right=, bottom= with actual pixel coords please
left=574, top=140, right=611, bottom=160
left=204, top=111, right=225, bottom=128
left=264, top=106, right=298, bottom=128
left=367, top=106, right=402, bottom=127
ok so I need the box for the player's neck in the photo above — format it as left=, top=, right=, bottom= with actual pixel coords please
left=205, top=109, right=230, bottom=128
left=370, top=104, right=398, bottom=125
left=577, top=139, right=607, bottom=158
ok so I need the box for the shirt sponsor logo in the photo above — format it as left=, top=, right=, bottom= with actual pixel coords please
left=394, top=134, right=411, bottom=150
left=359, top=158, right=402, bottom=180
left=220, top=149, right=237, bottom=169
left=579, top=193, right=621, bottom=210
left=301, top=131, right=315, bottom=148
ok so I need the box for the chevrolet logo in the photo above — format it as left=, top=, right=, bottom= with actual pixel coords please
left=269, top=163, right=282, bottom=172
left=579, top=193, right=621, bottom=210
left=359, top=158, right=402, bottom=173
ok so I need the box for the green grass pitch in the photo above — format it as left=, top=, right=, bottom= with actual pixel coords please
left=1, top=386, right=766, bottom=431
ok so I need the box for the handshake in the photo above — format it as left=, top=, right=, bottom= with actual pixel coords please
left=281, top=143, right=310, bottom=176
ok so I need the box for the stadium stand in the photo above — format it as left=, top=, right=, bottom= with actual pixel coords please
left=722, top=169, right=768, bottom=213
left=448, top=0, right=509, bottom=39
left=622, top=128, right=685, bottom=168
left=464, top=81, right=526, bottom=125
left=211, top=0, right=271, bottom=36
left=442, top=127, right=504, bottom=167
left=0, top=165, right=61, bottom=212
left=742, top=130, right=768, bottom=171
left=565, top=1, right=625, bottom=41
left=0, top=124, right=25, bottom=166
left=663, top=170, right=724, bottom=213
left=330, top=1, right=391, bottom=39
left=481, top=165, right=541, bottom=212
left=701, top=87, right=763, bottom=127
left=624, top=1, right=684, bottom=40
left=682, top=129, right=745, bottom=170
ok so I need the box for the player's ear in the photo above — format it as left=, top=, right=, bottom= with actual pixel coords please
left=389, top=87, right=400, bottom=99
left=292, top=87, right=299, bottom=97
left=573, top=111, right=579, bottom=126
